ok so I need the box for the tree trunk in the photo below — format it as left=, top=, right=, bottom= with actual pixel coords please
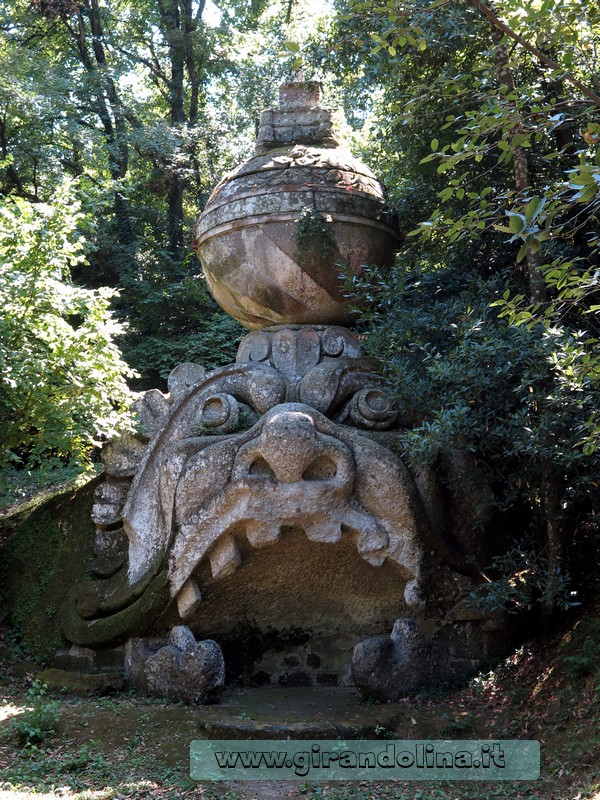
left=57, top=2, right=135, bottom=255
left=538, top=460, right=565, bottom=626
left=157, top=0, right=186, bottom=258
left=490, top=25, right=547, bottom=303
left=157, top=0, right=206, bottom=259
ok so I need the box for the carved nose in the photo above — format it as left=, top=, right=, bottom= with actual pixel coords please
left=258, top=411, right=322, bottom=483
left=233, top=409, right=354, bottom=486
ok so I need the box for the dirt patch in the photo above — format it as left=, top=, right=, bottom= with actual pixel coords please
left=0, top=608, right=599, bottom=800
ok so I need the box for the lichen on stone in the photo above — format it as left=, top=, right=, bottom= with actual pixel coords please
left=295, top=208, right=337, bottom=267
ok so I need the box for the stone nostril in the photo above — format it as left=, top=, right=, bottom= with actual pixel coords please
left=302, top=455, right=338, bottom=481
left=248, top=456, right=277, bottom=481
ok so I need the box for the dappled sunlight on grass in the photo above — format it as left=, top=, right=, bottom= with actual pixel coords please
left=0, top=607, right=598, bottom=800
left=0, top=704, right=28, bottom=723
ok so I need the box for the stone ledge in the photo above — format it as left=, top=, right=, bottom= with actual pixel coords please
left=36, top=668, right=125, bottom=696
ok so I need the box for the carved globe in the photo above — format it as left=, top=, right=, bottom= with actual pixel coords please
left=193, top=83, right=399, bottom=330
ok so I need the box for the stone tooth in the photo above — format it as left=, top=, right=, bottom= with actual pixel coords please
left=303, top=518, right=342, bottom=543
left=176, top=578, right=202, bottom=621
left=245, top=521, right=281, bottom=548
left=209, top=535, right=241, bottom=580
left=356, top=524, right=388, bottom=554
left=169, top=624, right=197, bottom=651
left=361, top=552, right=386, bottom=567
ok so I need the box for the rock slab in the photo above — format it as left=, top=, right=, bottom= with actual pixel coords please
left=36, top=668, right=125, bottom=696
left=351, top=618, right=431, bottom=701
left=145, top=627, right=225, bottom=704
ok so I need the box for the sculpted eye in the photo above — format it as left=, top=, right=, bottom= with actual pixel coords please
left=197, top=393, right=239, bottom=433
left=346, top=388, right=397, bottom=430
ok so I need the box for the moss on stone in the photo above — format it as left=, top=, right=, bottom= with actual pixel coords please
left=61, top=564, right=170, bottom=648
left=36, top=668, right=124, bottom=695
left=296, top=208, right=337, bottom=266
left=0, top=475, right=100, bottom=660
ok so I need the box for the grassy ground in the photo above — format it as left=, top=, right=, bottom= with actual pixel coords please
left=0, top=466, right=94, bottom=513
left=0, top=607, right=598, bottom=800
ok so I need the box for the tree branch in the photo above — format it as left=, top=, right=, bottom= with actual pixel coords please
left=469, top=0, right=600, bottom=109
left=115, top=45, right=169, bottom=87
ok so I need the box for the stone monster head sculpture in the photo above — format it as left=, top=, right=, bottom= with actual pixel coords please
left=61, top=83, right=504, bottom=696
left=62, top=326, right=440, bottom=648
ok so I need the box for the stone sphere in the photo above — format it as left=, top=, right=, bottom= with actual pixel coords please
left=192, top=84, right=399, bottom=330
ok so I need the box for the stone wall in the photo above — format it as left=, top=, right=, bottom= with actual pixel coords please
left=0, top=476, right=99, bottom=660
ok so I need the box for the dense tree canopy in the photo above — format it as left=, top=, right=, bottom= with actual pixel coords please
left=0, top=180, right=134, bottom=470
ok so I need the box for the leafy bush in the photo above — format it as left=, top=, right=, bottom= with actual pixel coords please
left=468, top=545, right=579, bottom=615
left=345, top=260, right=600, bottom=612
left=9, top=680, right=61, bottom=746
left=348, top=262, right=599, bottom=480
left=115, top=252, right=244, bottom=389
left=0, top=181, right=136, bottom=470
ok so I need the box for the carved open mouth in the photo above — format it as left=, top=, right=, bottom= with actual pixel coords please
left=169, top=408, right=394, bottom=614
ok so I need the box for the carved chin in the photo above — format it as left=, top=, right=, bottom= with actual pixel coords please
left=167, top=406, right=422, bottom=609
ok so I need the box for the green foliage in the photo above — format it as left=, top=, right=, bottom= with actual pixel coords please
left=323, top=0, right=600, bottom=612
left=8, top=681, right=61, bottom=746
left=296, top=208, right=337, bottom=265
left=0, top=508, right=67, bottom=655
left=468, top=545, right=579, bottom=615
left=345, top=259, right=600, bottom=610
left=0, top=0, right=309, bottom=400
left=0, top=463, right=87, bottom=512
left=117, top=256, right=244, bottom=387
left=348, top=262, right=599, bottom=480
left=0, top=182, right=136, bottom=469
left=324, top=0, right=600, bottom=441
left=559, top=617, right=600, bottom=678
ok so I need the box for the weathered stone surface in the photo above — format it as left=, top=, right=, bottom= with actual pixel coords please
left=346, top=388, right=397, bottom=430
left=51, top=644, right=95, bottom=671
left=169, top=624, right=196, bottom=651
left=56, top=66, right=505, bottom=686
left=91, top=481, right=129, bottom=526
left=351, top=619, right=431, bottom=701
left=36, top=668, right=124, bottom=695
left=168, top=363, right=207, bottom=404
left=198, top=393, right=240, bottom=434
left=108, top=340, right=422, bottom=590
left=131, top=388, right=171, bottom=441
left=196, top=685, right=407, bottom=740
left=8, top=91, right=513, bottom=707
left=145, top=631, right=225, bottom=704
left=124, top=636, right=165, bottom=691
left=0, top=475, right=101, bottom=660
left=92, top=527, right=128, bottom=577
left=193, top=83, right=398, bottom=329
left=61, top=310, right=508, bottom=697
left=102, top=433, right=147, bottom=478
left=167, top=403, right=421, bottom=598
left=235, top=326, right=392, bottom=425
left=176, top=579, right=202, bottom=621
left=255, top=82, right=336, bottom=153
left=209, top=534, right=242, bottom=580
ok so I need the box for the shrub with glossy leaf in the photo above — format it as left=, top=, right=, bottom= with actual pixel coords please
left=348, top=263, right=599, bottom=482
left=0, top=182, right=135, bottom=470
left=346, top=261, right=600, bottom=612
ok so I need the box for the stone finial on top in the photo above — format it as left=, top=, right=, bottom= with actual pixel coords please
left=279, top=81, right=321, bottom=109
left=255, top=81, right=339, bottom=152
